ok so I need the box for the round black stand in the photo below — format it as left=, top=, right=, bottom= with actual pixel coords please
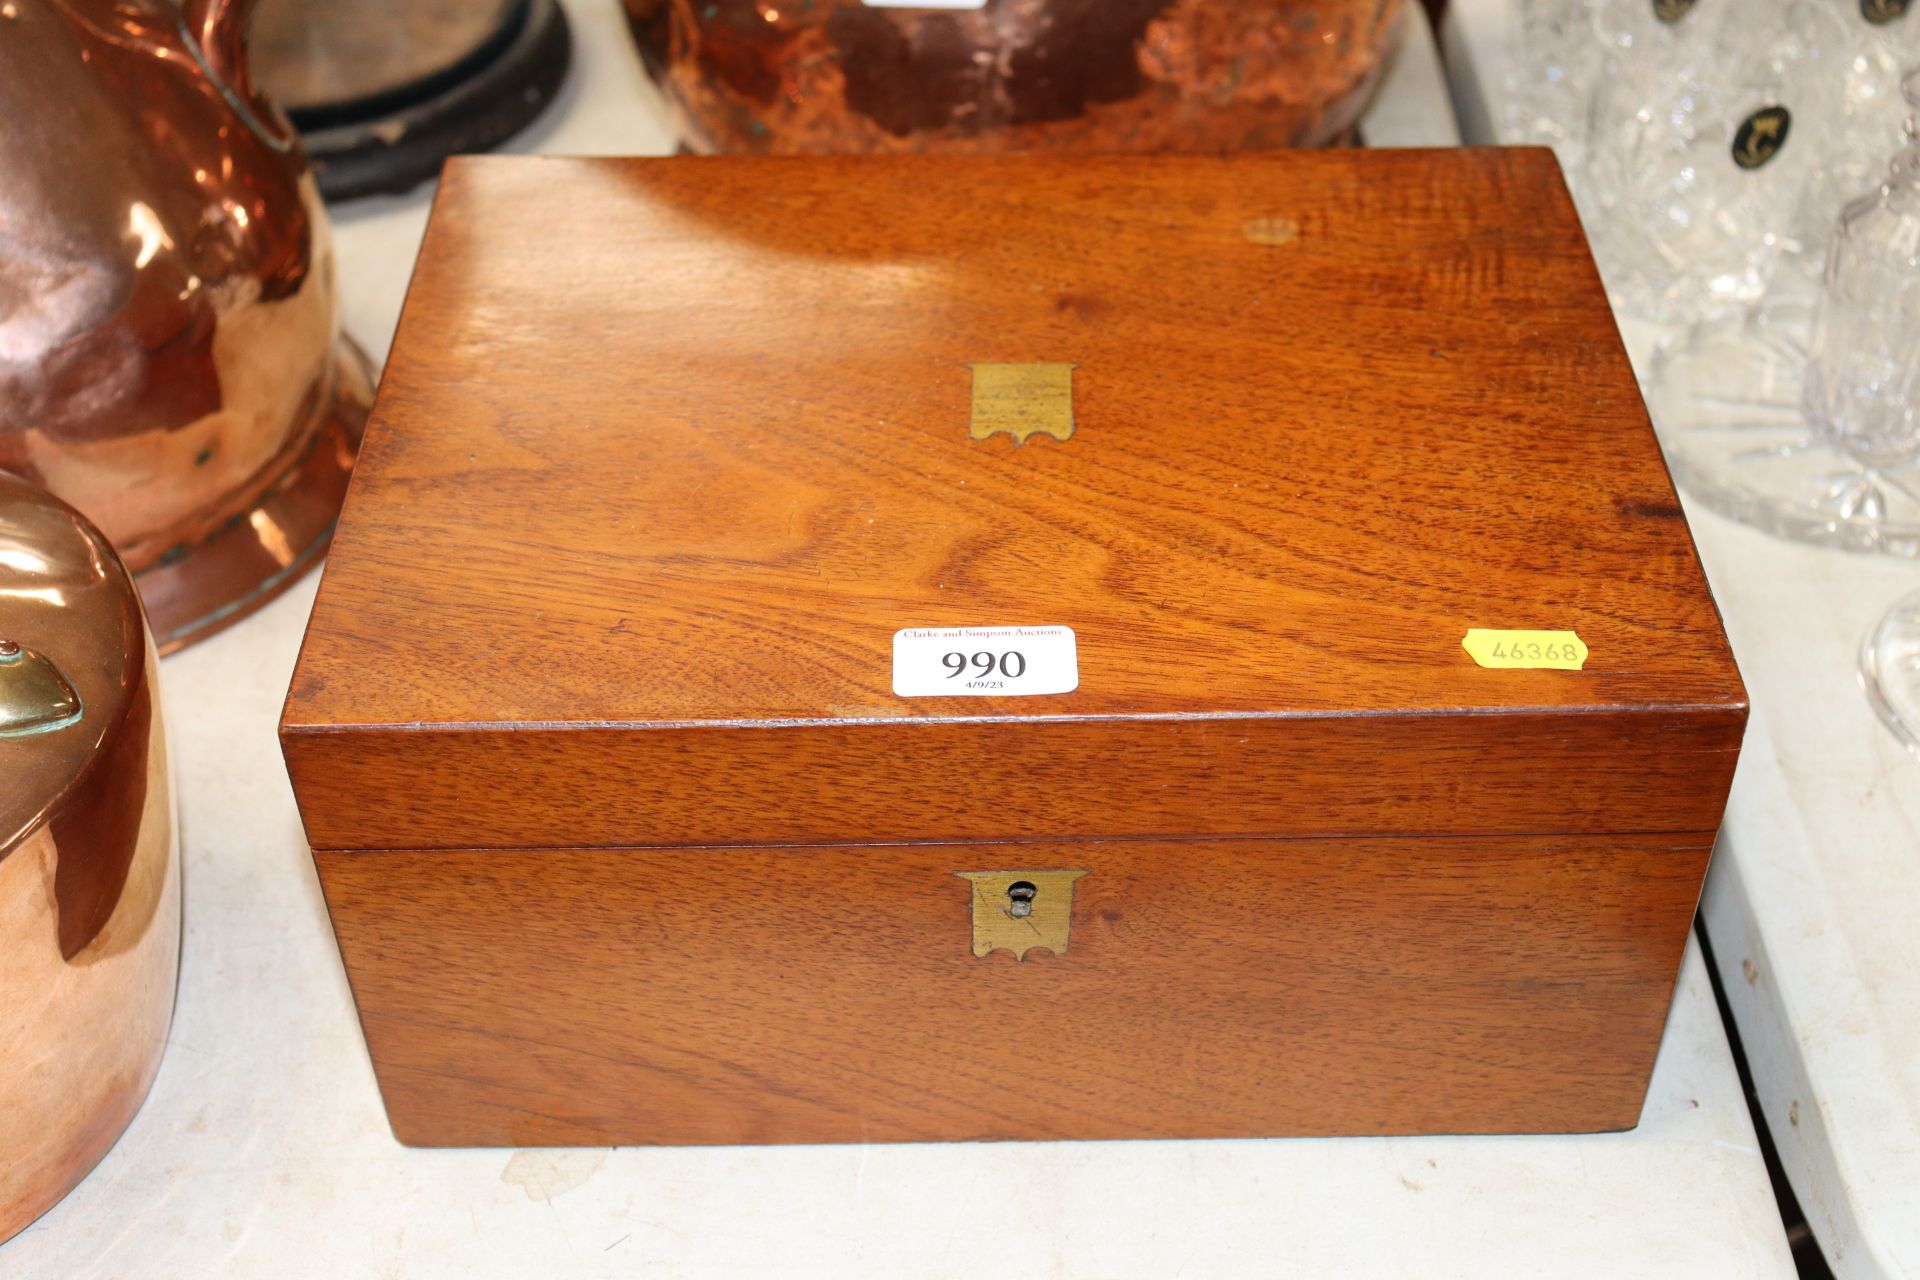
left=269, top=0, right=572, bottom=202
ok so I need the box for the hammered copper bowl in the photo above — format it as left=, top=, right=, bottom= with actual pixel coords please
left=0, top=0, right=371, bottom=653
left=1, top=472, right=178, bottom=1243
left=624, top=0, right=1405, bottom=154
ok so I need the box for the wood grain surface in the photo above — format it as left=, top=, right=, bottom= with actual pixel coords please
left=317, top=832, right=1713, bottom=1145
left=282, top=149, right=1745, bottom=851
left=287, top=710, right=1742, bottom=851
left=284, top=151, right=1743, bottom=1144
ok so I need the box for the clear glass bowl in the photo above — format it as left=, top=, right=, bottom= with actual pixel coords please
left=1646, top=307, right=1920, bottom=556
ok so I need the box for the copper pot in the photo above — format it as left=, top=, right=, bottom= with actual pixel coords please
left=624, top=0, right=1405, bottom=155
left=0, top=0, right=371, bottom=653
left=1, top=471, right=178, bottom=1242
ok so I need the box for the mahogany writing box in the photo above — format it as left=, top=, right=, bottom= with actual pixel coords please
left=280, top=150, right=1747, bottom=1147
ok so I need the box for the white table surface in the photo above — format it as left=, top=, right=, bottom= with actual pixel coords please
left=4, top=3, right=1793, bottom=1276
left=1443, top=2, right=1920, bottom=1275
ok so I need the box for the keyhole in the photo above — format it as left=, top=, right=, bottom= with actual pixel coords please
left=1006, top=881, right=1037, bottom=918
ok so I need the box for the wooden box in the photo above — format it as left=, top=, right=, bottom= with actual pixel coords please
left=281, top=150, right=1746, bottom=1147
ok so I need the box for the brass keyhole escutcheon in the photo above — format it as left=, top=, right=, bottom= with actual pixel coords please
left=956, top=870, right=1087, bottom=960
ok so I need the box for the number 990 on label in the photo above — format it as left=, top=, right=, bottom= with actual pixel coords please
left=942, top=650, right=1027, bottom=688
left=894, top=626, right=1079, bottom=697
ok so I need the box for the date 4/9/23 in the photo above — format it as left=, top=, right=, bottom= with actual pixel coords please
left=943, top=650, right=1027, bottom=688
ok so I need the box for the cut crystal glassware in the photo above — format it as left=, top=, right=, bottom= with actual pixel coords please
left=1646, top=69, right=1920, bottom=554
left=1804, top=76, right=1920, bottom=474
left=1502, top=0, right=1917, bottom=324
left=1854, top=69, right=1920, bottom=751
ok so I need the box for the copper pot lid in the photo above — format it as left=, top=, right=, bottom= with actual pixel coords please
left=0, top=473, right=146, bottom=873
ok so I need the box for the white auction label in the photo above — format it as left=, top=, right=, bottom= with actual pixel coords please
left=892, top=626, right=1078, bottom=697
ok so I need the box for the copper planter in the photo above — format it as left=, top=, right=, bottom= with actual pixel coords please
left=0, top=0, right=370, bottom=653
left=625, top=0, right=1405, bottom=155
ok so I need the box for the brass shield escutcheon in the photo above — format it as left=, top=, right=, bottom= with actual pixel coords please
left=956, top=869, right=1087, bottom=960
left=968, top=363, right=1076, bottom=446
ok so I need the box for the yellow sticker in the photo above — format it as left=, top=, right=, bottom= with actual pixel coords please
left=1462, top=629, right=1588, bottom=670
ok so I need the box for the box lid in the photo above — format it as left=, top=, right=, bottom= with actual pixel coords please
left=281, top=150, right=1746, bottom=852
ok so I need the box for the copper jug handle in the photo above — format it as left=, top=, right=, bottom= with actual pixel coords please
left=178, top=0, right=294, bottom=152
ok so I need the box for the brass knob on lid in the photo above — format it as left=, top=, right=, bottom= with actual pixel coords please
left=0, top=640, right=82, bottom=737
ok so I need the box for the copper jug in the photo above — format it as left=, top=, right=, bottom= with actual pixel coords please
left=1, top=471, right=178, bottom=1242
left=0, top=0, right=371, bottom=652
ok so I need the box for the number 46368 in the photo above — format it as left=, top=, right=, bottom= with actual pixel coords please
left=1489, top=640, right=1578, bottom=661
